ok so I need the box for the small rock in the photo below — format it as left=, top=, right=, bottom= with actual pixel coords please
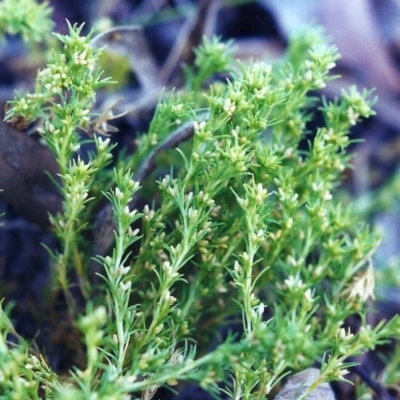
left=275, top=368, right=336, bottom=400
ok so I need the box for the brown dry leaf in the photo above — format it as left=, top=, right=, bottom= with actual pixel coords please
left=160, top=0, right=221, bottom=84
left=261, top=0, right=400, bottom=95
left=320, top=0, right=400, bottom=94
left=91, top=1, right=222, bottom=120
left=91, top=25, right=161, bottom=92
left=0, top=120, right=61, bottom=229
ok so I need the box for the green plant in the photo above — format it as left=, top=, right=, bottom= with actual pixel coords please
left=0, top=0, right=53, bottom=43
left=1, top=14, right=400, bottom=400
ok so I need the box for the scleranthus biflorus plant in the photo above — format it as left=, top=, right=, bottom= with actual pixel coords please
left=0, top=0, right=53, bottom=43
left=1, top=19, right=400, bottom=400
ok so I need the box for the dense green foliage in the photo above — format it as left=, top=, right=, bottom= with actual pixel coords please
left=1, top=4, right=400, bottom=399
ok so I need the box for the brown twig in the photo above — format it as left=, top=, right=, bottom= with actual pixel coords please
left=89, top=114, right=208, bottom=276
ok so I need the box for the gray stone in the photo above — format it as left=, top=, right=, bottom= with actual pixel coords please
left=275, top=368, right=336, bottom=400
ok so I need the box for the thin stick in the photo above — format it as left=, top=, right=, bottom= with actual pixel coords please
left=90, top=114, right=208, bottom=274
